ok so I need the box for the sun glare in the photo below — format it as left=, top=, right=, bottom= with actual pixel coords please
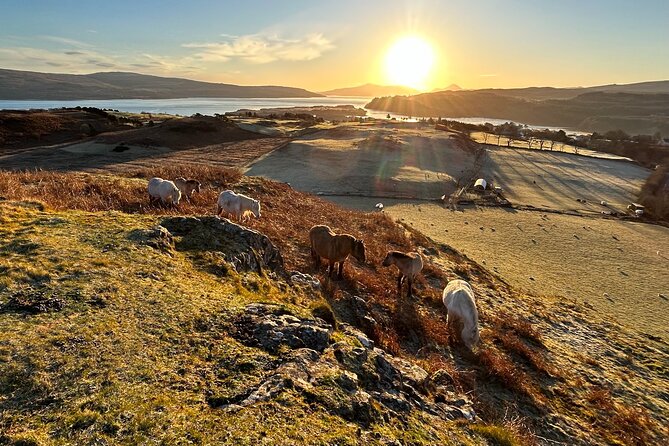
left=384, top=36, right=435, bottom=90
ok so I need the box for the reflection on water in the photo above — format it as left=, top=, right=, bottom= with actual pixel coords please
left=0, top=96, right=584, bottom=133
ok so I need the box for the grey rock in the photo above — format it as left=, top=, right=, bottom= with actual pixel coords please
left=161, top=216, right=283, bottom=273
left=232, top=304, right=332, bottom=353
left=128, top=225, right=174, bottom=252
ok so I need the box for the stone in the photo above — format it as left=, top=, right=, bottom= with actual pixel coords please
left=232, top=304, right=332, bottom=353
left=128, top=225, right=174, bottom=252
left=161, top=216, right=284, bottom=274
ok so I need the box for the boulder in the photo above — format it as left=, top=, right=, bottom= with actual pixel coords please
left=161, top=216, right=284, bottom=274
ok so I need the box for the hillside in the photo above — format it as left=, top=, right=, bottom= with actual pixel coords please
left=366, top=90, right=669, bottom=134
left=321, top=83, right=419, bottom=97
left=0, top=171, right=667, bottom=445
left=476, top=80, right=669, bottom=100
left=0, top=69, right=322, bottom=100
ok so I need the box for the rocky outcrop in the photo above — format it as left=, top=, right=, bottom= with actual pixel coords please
left=160, top=216, right=284, bottom=274
left=128, top=225, right=174, bottom=253
left=221, top=303, right=475, bottom=426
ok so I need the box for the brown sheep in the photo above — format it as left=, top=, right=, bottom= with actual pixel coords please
left=174, top=177, right=201, bottom=202
left=309, top=225, right=365, bottom=279
left=382, top=251, right=423, bottom=297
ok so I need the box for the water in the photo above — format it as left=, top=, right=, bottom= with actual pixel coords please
left=0, top=96, right=372, bottom=117
left=0, top=96, right=587, bottom=134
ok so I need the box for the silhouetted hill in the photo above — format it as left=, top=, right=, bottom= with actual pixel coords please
left=366, top=87, right=669, bottom=134
left=0, top=69, right=322, bottom=100
left=476, top=80, right=669, bottom=100
left=320, top=83, right=418, bottom=97
left=431, top=84, right=462, bottom=92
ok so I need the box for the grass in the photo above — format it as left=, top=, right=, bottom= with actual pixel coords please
left=470, top=423, right=524, bottom=446
left=1, top=167, right=667, bottom=445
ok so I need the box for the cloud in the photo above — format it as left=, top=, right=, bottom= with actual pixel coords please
left=0, top=45, right=200, bottom=77
left=479, top=73, right=498, bottom=77
left=40, top=35, right=92, bottom=48
left=183, top=33, right=334, bottom=64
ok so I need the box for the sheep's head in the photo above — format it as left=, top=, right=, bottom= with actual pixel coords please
left=252, top=200, right=261, bottom=218
left=353, top=239, right=366, bottom=263
left=172, top=188, right=182, bottom=205
left=195, top=182, right=202, bottom=193
left=463, top=325, right=480, bottom=350
left=381, top=252, right=393, bottom=267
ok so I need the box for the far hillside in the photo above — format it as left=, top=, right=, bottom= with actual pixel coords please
left=0, top=68, right=323, bottom=100
left=367, top=89, right=669, bottom=135
left=321, top=83, right=419, bottom=97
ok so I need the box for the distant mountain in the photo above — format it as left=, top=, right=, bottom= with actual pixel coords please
left=431, top=84, right=462, bottom=92
left=320, top=83, right=419, bottom=97
left=0, top=69, right=323, bottom=100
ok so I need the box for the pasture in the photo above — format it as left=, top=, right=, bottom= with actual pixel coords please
left=483, top=145, right=650, bottom=214
left=247, top=123, right=477, bottom=200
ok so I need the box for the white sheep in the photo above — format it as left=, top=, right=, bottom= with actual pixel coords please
left=174, top=177, right=201, bottom=202
left=148, top=177, right=181, bottom=207
left=442, top=279, right=480, bottom=349
left=216, top=190, right=261, bottom=222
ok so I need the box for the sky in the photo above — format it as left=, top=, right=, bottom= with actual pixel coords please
left=1, top=0, right=668, bottom=92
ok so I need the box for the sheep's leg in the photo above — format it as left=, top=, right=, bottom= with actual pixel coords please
left=328, top=261, right=336, bottom=278
left=397, top=274, right=403, bottom=296
left=310, top=246, right=319, bottom=265
left=407, top=277, right=413, bottom=298
left=338, top=260, right=344, bottom=279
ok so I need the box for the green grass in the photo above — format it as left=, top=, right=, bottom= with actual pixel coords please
left=470, top=423, right=523, bottom=446
left=0, top=201, right=478, bottom=445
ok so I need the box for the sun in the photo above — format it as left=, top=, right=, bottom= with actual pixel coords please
left=384, top=36, right=435, bottom=90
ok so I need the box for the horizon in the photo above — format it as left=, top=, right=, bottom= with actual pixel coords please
left=1, top=0, right=669, bottom=92
left=4, top=67, right=669, bottom=94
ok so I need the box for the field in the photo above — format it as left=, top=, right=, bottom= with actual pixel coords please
left=0, top=115, right=289, bottom=173
left=482, top=145, right=650, bottom=214
left=470, top=131, right=634, bottom=161
left=248, top=122, right=666, bottom=340
left=247, top=123, right=477, bottom=199
left=387, top=203, right=669, bottom=338
left=1, top=112, right=668, bottom=444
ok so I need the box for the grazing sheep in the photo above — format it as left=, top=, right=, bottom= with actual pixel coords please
left=309, top=225, right=365, bottom=279
left=216, top=190, right=261, bottom=222
left=147, top=177, right=181, bottom=207
left=442, top=279, right=480, bottom=349
left=382, top=251, right=423, bottom=297
left=174, top=177, right=201, bottom=202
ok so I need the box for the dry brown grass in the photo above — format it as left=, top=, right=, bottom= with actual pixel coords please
left=586, top=387, right=655, bottom=446
left=475, top=346, right=546, bottom=406
left=0, top=167, right=241, bottom=215
left=493, top=331, right=555, bottom=377
left=1, top=166, right=624, bottom=442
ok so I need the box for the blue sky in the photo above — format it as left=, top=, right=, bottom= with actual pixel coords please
left=1, top=0, right=667, bottom=90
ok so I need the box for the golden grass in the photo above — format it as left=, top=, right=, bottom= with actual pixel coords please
left=2, top=168, right=666, bottom=444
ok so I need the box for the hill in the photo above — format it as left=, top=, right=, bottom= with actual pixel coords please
left=475, top=80, right=669, bottom=100
left=0, top=170, right=667, bottom=445
left=431, top=84, right=462, bottom=92
left=366, top=90, right=669, bottom=134
left=321, top=83, right=419, bottom=97
left=0, top=69, right=322, bottom=100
